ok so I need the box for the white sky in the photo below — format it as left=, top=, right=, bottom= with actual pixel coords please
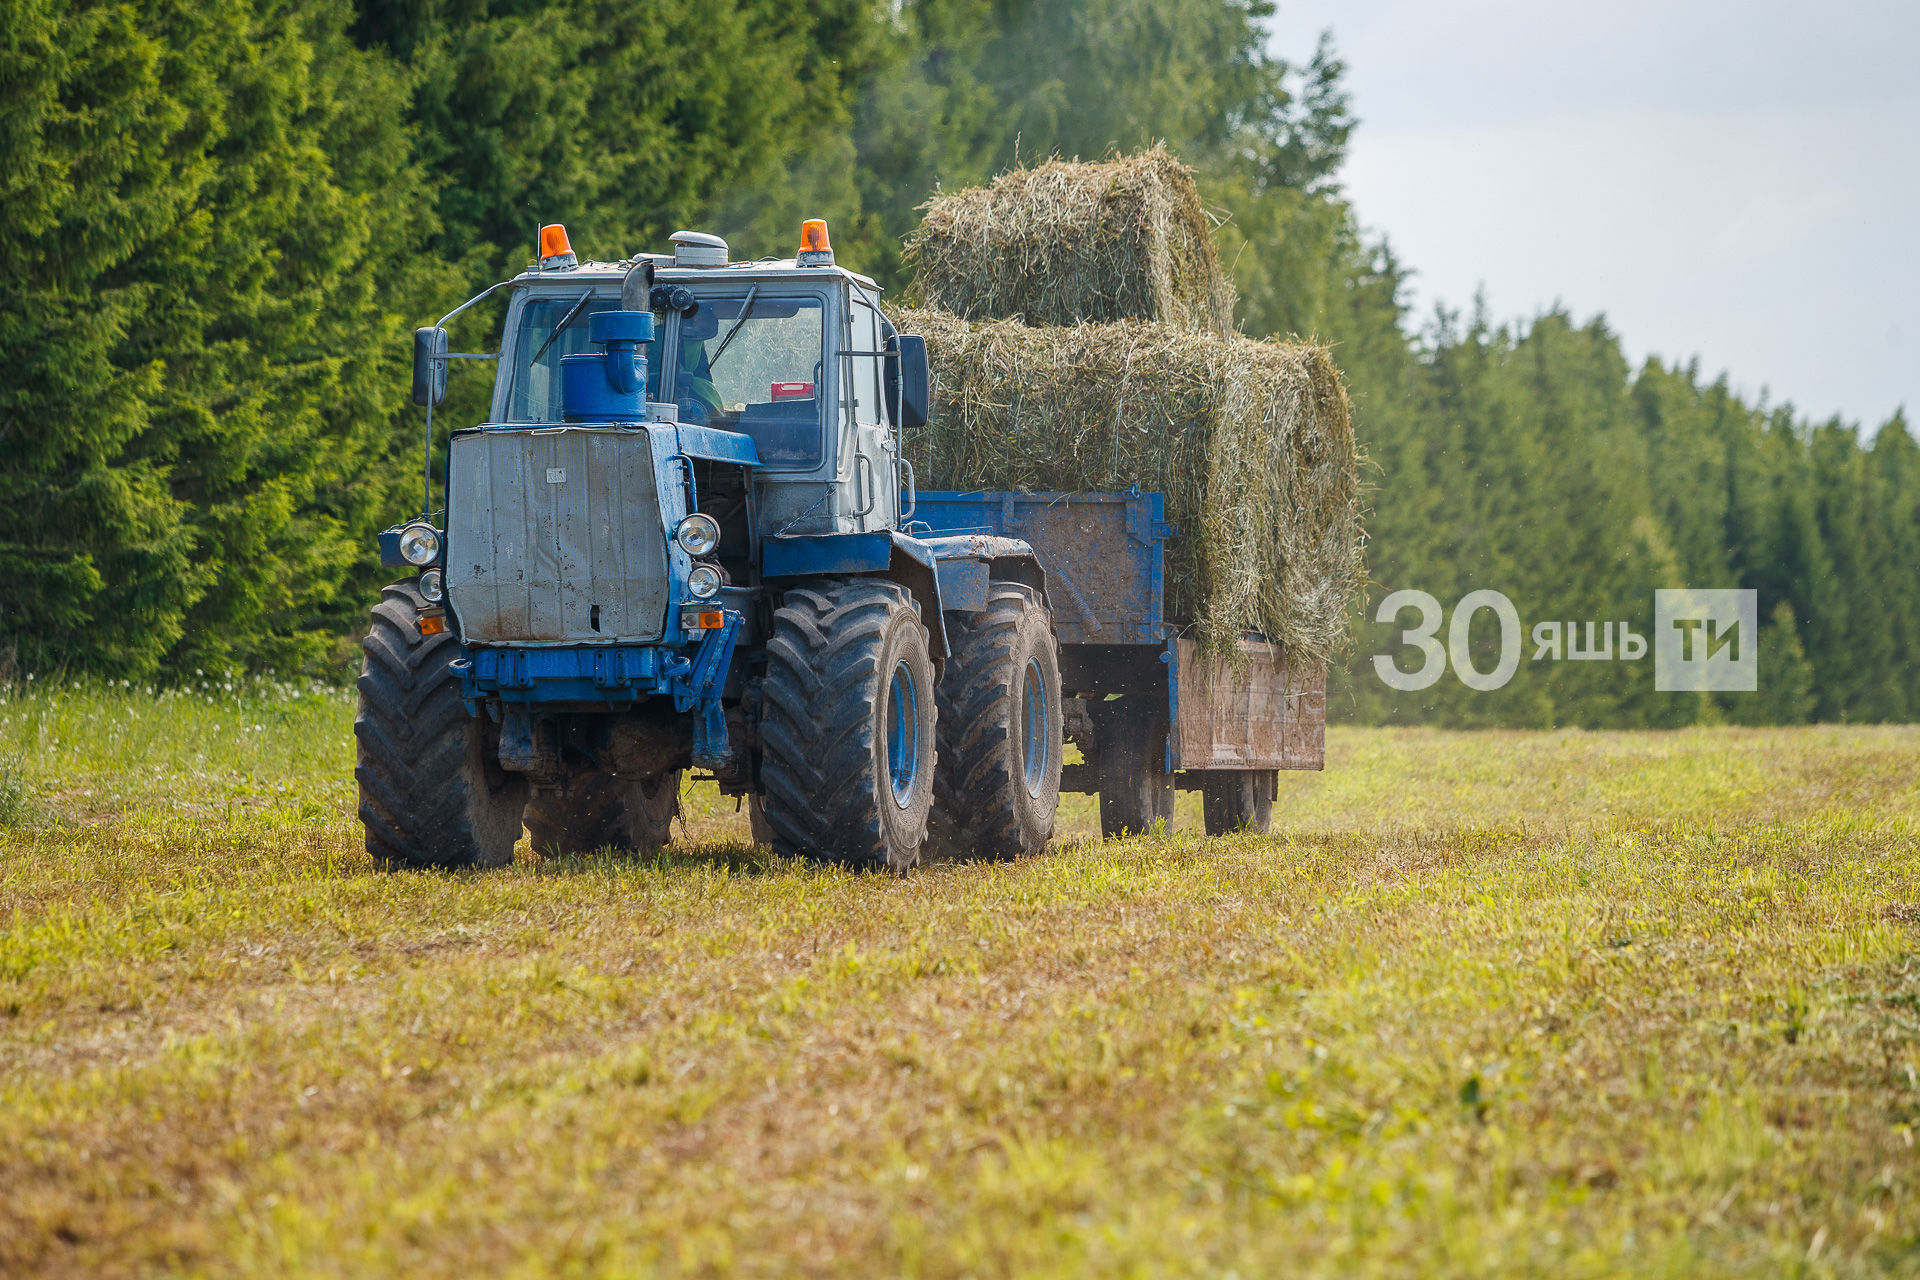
left=1268, top=0, right=1920, bottom=431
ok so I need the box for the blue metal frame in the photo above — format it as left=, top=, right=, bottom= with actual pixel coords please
left=762, top=530, right=930, bottom=578
left=914, top=490, right=1170, bottom=646
left=675, top=611, right=743, bottom=769
left=453, top=609, right=745, bottom=763
left=460, top=644, right=671, bottom=704
left=1162, top=641, right=1178, bottom=775
left=377, top=527, right=407, bottom=567
left=672, top=424, right=760, bottom=466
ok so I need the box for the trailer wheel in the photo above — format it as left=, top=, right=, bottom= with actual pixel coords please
left=758, top=580, right=936, bottom=871
left=1200, top=770, right=1275, bottom=836
left=525, top=768, right=681, bottom=856
left=927, top=583, right=1062, bottom=860
left=355, top=582, right=527, bottom=868
left=1092, top=696, right=1175, bottom=839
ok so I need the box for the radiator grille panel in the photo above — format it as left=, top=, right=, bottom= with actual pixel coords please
left=446, top=428, right=669, bottom=644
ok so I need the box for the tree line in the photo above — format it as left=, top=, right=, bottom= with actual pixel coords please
left=2, top=0, right=1913, bottom=724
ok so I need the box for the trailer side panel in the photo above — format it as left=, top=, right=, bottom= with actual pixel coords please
left=914, top=490, right=1167, bottom=645
left=1169, top=638, right=1324, bottom=771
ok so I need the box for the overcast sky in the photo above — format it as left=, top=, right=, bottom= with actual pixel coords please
left=1267, top=0, right=1919, bottom=432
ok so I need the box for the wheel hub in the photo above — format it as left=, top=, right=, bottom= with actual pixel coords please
left=888, top=659, right=920, bottom=808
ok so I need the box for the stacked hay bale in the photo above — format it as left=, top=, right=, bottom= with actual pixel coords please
left=906, top=145, right=1237, bottom=336
left=898, top=309, right=1360, bottom=659
left=898, top=150, right=1364, bottom=661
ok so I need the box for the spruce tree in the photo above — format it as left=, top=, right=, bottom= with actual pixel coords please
left=0, top=0, right=433, bottom=677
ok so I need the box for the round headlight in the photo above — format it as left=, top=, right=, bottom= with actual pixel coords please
left=675, top=513, right=721, bottom=557
left=417, top=568, right=444, bottom=603
left=398, top=523, right=441, bottom=566
left=687, top=564, right=723, bottom=599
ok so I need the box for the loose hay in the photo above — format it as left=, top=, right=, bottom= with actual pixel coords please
left=905, top=146, right=1237, bottom=337
left=898, top=308, right=1364, bottom=660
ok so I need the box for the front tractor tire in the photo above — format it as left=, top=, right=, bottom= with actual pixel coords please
left=525, top=768, right=682, bottom=857
left=927, top=583, right=1063, bottom=860
left=758, top=580, right=937, bottom=872
left=355, top=582, right=528, bottom=868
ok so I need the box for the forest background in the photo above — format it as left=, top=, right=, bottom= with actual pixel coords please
left=4, top=0, right=1915, bottom=727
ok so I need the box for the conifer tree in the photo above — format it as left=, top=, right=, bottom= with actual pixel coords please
left=0, top=0, right=432, bottom=676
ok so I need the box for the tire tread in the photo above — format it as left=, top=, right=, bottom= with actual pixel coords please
left=354, top=582, right=525, bottom=868
left=757, top=580, right=932, bottom=869
left=927, top=584, right=1061, bottom=860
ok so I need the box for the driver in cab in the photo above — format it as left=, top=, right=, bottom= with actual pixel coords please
left=673, top=305, right=723, bottom=425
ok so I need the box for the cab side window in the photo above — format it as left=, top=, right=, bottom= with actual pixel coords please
left=850, top=301, right=886, bottom=427
left=685, top=294, right=825, bottom=469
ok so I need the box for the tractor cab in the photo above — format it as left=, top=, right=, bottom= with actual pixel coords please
left=485, top=223, right=927, bottom=542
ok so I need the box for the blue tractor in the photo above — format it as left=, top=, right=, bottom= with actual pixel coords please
left=360, top=222, right=1062, bottom=872
left=360, top=221, right=1321, bottom=871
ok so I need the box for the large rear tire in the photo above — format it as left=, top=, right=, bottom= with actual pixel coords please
left=1093, top=696, right=1174, bottom=839
left=1200, top=770, right=1274, bottom=836
left=355, top=582, right=527, bottom=868
left=927, top=584, right=1062, bottom=860
left=758, top=580, right=936, bottom=872
left=525, top=768, right=681, bottom=856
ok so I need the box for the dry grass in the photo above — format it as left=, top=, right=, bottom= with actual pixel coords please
left=905, top=146, right=1237, bottom=337
left=3, top=683, right=1919, bottom=1277
left=899, top=307, right=1363, bottom=659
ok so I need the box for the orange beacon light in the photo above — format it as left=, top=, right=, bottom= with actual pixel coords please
left=539, top=224, right=577, bottom=270
left=797, top=219, right=834, bottom=267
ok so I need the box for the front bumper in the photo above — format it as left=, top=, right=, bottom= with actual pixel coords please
left=461, top=643, right=687, bottom=706
left=453, top=611, right=743, bottom=768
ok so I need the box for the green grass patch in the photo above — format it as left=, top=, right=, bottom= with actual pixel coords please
left=1, top=684, right=1917, bottom=1276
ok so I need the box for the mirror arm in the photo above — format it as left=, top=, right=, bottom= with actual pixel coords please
left=415, top=279, right=515, bottom=521
left=422, top=397, right=434, bottom=520
left=436, top=278, right=515, bottom=330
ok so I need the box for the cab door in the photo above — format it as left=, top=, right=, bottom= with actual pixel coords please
left=842, top=296, right=896, bottom=533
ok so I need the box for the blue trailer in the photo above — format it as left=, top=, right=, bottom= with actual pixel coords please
left=912, top=491, right=1325, bottom=837
left=358, top=220, right=1319, bottom=874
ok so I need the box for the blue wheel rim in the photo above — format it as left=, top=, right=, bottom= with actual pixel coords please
left=888, top=660, right=919, bottom=807
left=1021, top=657, right=1048, bottom=797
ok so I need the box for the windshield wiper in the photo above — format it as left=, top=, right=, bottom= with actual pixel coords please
left=527, top=289, right=595, bottom=365
left=706, top=285, right=760, bottom=370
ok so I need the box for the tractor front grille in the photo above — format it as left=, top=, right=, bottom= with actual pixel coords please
left=446, top=426, right=670, bottom=645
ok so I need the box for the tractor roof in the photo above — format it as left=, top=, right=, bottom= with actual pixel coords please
left=513, top=257, right=882, bottom=293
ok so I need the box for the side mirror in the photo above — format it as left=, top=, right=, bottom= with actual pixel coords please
left=887, top=333, right=930, bottom=429
left=412, top=326, right=448, bottom=407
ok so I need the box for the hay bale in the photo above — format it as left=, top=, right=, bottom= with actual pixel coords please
left=905, top=146, right=1237, bottom=337
left=898, top=308, right=1364, bottom=661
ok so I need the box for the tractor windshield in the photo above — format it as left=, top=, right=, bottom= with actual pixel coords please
left=501, top=293, right=661, bottom=423
left=679, top=293, right=825, bottom=469
left=500, top=287, right=826, bottom=469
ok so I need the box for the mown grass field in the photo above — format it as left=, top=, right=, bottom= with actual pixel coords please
left=2, top=683, right=1917, bottom=1277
